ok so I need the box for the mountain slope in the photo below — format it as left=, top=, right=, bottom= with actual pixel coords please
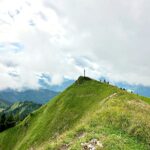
left=0, top=101, right=41, bottom=132
left=0, top=99, right=10, bottom=112
left=0, top=89, right=58, bottom=104
left=3, top=101, right=41, bottom=120
left=0, top=76, right=150, bottom=150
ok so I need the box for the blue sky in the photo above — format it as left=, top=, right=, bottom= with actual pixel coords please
left=0, top=0, right=150, bottom=90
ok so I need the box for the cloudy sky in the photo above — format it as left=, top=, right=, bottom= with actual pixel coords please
left=0, top=0, right=150, bottom=90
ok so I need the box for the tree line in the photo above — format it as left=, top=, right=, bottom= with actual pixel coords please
left=0, top=113, right=20, bottom=132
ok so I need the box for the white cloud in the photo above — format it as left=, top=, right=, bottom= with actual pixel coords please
left=0, top=0, right=150, bottom=90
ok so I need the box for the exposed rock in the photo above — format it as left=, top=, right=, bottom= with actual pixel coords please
left=59, top=144, right=69, bottom=150
left=81, top=139, right=103, bottom=150
left=76, top=131, right=86, bottom=138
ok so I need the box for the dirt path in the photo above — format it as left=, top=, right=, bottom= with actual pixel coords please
left=100, top=93, right=117, bottom=105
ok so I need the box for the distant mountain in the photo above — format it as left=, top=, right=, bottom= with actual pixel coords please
left=48, top=79, right=75, bottom=92
left=39, top=77, right=75, bottom=92
left=3, top=101, right=41, bottom=120
left=0, top=99, right=11, bottom=112
left=0, top=101, right=41, bottom=132
left=0, top=89, right=58, bottom=104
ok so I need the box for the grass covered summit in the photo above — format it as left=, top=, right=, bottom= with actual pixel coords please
left=0, top=76, right=150, bottom=150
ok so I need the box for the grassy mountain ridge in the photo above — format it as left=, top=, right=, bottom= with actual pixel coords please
left=0, top=76, right=150, bottom=150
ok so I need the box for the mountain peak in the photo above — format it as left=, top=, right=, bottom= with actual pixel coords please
left=76, top=76, right=92, bottom=84
left=1, top=76, right=150, bottom=150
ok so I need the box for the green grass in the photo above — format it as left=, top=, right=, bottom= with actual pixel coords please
left=4, top=101, right=41, bottom=119
left=0, top=76, right=150, bottom=150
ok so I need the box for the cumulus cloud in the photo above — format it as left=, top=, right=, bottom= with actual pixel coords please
left=0, top=0, right=150, bottom=90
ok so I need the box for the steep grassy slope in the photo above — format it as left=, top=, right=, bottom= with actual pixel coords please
left=0, top=76, right=150, bottom=150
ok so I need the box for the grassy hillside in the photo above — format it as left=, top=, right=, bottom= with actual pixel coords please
left=3, top=101, right=41, bottom=120
left=0, top=76, right=150, bottom=150
left=0, top=101, right=41, bottom=132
